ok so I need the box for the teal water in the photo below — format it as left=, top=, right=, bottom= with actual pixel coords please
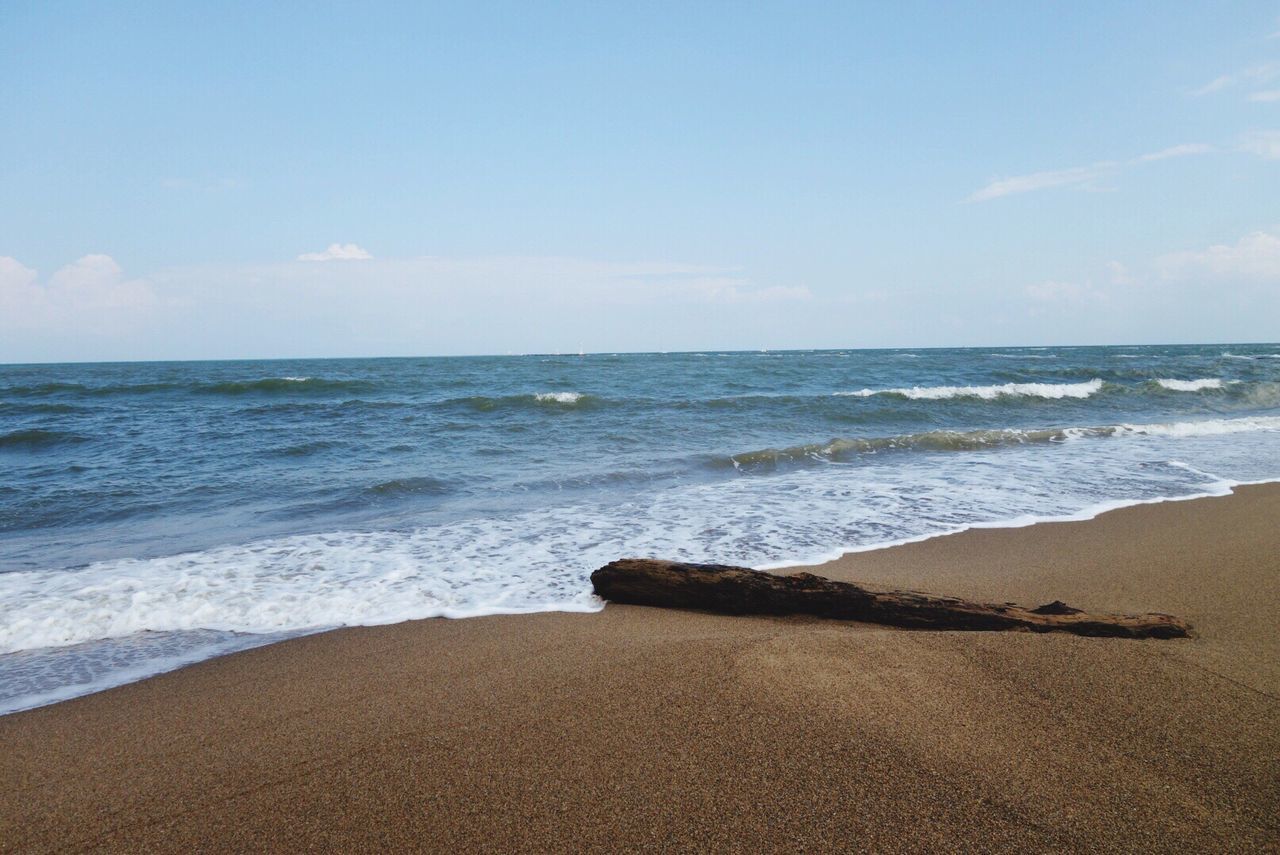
left=3, top=344, right=1279, bottom=712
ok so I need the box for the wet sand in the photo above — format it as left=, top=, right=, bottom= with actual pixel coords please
left=2, top=484, right=1277, bottom=852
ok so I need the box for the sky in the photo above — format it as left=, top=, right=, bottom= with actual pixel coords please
left=1, top=1, right=1278, bottom=362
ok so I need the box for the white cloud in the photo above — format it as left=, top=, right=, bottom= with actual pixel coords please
left=680, top=281, right=812, bottom=303
left=1105, top=260, right=1135, bottom=286
left=252, top=255, right=804, bottom=306
left=967, top=162, right=1116, bottom=202
left=1024, top=280, right=1109, bottom=305
left=3, top=251, right=822, bottom=360
left=1051, top=229, right=1280, bottom=291
left=297, top=243, right=373, bottom=262
left=1239, top=130, right=1280, bottom=159
left=1247, top=89, right=1280, bottom=102
left=1190, top=62, right=1280, bottom=96
left=0, top=254, right=155, bottom=336
left=1191, top=75, right=1233, bottom=96
left=114, top=253, right=817, bottom=358
left=968, top=143, right=1212, bottom=202
left=1156, top=229, right=1280, bottom=280
left=0, top=256, right=38, bottom=290
left=1015, top=228, right=1280, bottom=340
left=1134, top=143, right=1215, bottom=162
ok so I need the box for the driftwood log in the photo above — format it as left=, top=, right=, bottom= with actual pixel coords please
left=591, top=559, right=1191, bottom=639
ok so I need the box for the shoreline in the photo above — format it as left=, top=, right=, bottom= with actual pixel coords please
left=757, top=471, right=1278, bottom=571
left=7, top=473, right=1277, bottom=717
left=2, top=484, right=1277, bottom=850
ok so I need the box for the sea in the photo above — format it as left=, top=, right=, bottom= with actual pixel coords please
left=3, top=344, right=1279, bottom=714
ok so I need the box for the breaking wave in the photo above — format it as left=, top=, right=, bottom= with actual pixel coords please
left=1155, top=378, right=1226, bottom=392
left=835, top=379, right=1105, bottom=400
left=717, top=415, right=1280, bottom=470
left=534, top=391, right=585, bottom=404
left=453, top=392, right=600, bottom=411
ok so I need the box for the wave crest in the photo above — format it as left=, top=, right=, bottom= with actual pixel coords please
left=0, top=429, right=89, bottom=450
left=200, top=377, right=373, bottom=395
left=534, top=391, right=585, bottom=404
left=719, top=415, right=1280, bottom=470
left=364, top=476, right=453, bottom=498
left=835, top=379, right=1104, bottom=400
left=1154, top=378, right=1225, bottom=392
left=453, top=392, right=599, bottom=412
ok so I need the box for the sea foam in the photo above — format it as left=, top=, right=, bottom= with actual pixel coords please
left=1156, top=378, right=1225, bottom=391
left=534, top=391, right=585, bottom=404
left=5, top=413, right=1277, bottom=661
left=835, top=379, right=1104, bottom=400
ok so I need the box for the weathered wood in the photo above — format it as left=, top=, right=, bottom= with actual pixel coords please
left=590, top=559, right=1192, bottom=639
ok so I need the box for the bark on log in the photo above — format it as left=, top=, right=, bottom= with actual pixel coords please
left=590, top=559, right=1192, bottom=639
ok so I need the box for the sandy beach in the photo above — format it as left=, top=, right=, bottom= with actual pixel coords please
left=2, top=484, right=1277, bottom=852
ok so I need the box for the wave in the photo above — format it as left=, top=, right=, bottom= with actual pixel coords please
left=0, top=429, right=89, bottom=450
left=1110, top=415, right=1280, bottom=438
left=0, top=402, right=84, bottom=415
left=451, top=392, right=600, bottom=412
left=4, top=403, right=1280, bottom=711
left=1, top=381, right=178, bottom=397
left=267, top=440, right=342, bottom=457
left=199, top=377, right=374, bottom=395
left=534, top=391, right=585, bottom=404
left=1154, top=378, right=1226, bottom=392
left=718, top=429, right=1079, bottom=469
left=835, top=379, right=1104, bottom=400
left=0, top=377, right=374, bottom=398
left=363, top=476, right=453, bottom=498
left=717, top=415, right=1280, bottom=470
left=5, top=418, right=1276, bottom=664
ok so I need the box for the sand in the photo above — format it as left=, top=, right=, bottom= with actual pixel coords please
left=2, top=484, right=1277, bottom=852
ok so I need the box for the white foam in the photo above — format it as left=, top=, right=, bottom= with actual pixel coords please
left=534, top=391, right=584, bottom=404
left=5, top=412, right=1280, bottom=712
left=754, top=475, right=1271, bottom=571
left=836, top=379, right=1103, bottom=400
left=1155, top=378, right=1224, bottom=391
left=0, top=632, right=286, bottom=716
left=1112, top=415, right=1280, bottom=437
left=6, top=413, right=1280, bottom=659
left=0, top=529, right=604, bottom=655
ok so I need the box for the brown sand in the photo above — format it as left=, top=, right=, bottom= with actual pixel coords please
left=2, top=484, right=1277, bottom=852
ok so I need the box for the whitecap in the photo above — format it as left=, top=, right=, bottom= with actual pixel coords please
left=534, top=391, right=584, bottom=404
left=1155, top=378, right=1224, bottom=391
left=835, top=379, right=1103, bottom=400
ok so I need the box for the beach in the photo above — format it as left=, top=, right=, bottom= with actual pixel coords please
left=2, top=483, right=1276, bottom=852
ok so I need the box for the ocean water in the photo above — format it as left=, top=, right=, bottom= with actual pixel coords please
left=3, top=344, right=1280, bottom=713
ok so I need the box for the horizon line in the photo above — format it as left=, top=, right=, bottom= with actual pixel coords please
left=2, top=340, right=1276, bottom=369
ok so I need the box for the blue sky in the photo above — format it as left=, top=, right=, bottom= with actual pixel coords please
left=2, top=1, right=1278, bottom=361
